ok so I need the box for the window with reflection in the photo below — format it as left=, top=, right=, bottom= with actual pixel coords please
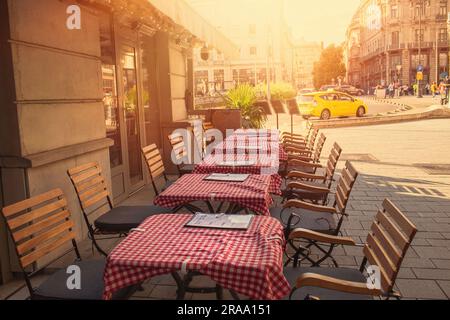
left=99, top=12, right=122, bottom=168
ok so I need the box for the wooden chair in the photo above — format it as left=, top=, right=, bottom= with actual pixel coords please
left=141, top=144, right=174, bottom=196
left=68, top=162, right=172, bottom=256
left=282, top=142, right=343, bottom=204
left=286, top=133, right=327, bottom=174
left=281, top=121, right=314, bottom=145
left=284, top=128, right=319, bottom=156
left=168, top=132, right=195, bottom=177
left=1, top=189, right=137, bottom=299
left=284, top=199, right=417, bottom=300
left=202, top=121, right=216, bottom=149
left=271, top=161, right=358, bottom=267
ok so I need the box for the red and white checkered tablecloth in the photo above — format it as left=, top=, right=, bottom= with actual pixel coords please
left=103, top=214, right=290, bottom=300
left=193, top=154, right=282, bottom=195
left=154, top=174, right=274, bottom=216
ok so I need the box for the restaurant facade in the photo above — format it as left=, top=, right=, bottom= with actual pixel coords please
left=0, top=0, right=237, bottom=284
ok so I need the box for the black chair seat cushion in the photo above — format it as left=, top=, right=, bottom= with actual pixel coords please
left=94, top=205, right=173, bottom=233
left=33, top=259, right=136, bottom=300
left=179, top=164, right=195, bottom=174
left=270, top=207, right=336, bottom=232
left=283, top=266, right=372, bottom=300
left=282, top=181, right=329, bottom=202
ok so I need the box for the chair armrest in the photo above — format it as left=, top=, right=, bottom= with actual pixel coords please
left=284, top=199, right=336, bottom=214
left=288, top=159, right=322, bottom=169
left=288, top=228, right=356, bottom=246
left=287, top=171, right=327, bottom=181
left=287, top=181, right=330, bottom=193
left=294, top=273, right=382, bottom=297
left=288, top=154, right=314, bottom=162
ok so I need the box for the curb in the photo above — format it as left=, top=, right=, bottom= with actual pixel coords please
left=311, top=107, right=450, bottom=129
left=364, top=96, right=413, bottom=112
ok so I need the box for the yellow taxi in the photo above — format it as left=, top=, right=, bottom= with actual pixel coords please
left=297, top=91, right=368, bottom=120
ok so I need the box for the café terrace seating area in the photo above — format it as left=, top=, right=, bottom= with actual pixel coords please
left=1, top=123, right=418, bottom=301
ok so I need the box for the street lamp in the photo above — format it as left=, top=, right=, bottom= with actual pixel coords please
left=417, top=0, right=424, bottom=98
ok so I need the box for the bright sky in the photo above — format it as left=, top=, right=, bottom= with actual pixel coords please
left=284, top=0, right=362, bottom=45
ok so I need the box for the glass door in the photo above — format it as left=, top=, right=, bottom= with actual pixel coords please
left=121, top=45, right=144, bottom=190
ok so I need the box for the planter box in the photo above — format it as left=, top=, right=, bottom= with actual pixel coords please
left=211, top=109, right=242, bottom=135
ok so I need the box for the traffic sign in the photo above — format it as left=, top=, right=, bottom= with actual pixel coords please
left=417, top=65, right=424, bottom=72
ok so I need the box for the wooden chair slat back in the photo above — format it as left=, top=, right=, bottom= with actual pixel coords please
left=325, top=143, right=343, bottom=185
left=313, top=133, right=327, bottom=162
left=67, top=162, right=110, bottom=214
left=334, top=161, right=358, bottom=214
left=168, top=133, right=189, bottom=163
left=364, top=199, right=417, bottom=294
left=142, top=144, right=166, bottom=181
left=1, top=189, right=76, bottom=269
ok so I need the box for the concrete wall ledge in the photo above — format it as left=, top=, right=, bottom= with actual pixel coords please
left=312, top=106, right=450, bottom=129
left=0, top=138, right=113, bottom=169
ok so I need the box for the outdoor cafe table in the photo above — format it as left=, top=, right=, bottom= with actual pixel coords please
left=102, top=214, right=290, bottom=300
left=154, top=174, right=275, bottom=216
left=193, top=154, right=282, bottom=195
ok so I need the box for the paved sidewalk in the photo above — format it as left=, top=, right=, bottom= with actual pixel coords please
left=2, top=119, right=450, bottom=300
left=317, top=119, right=450, bottom=299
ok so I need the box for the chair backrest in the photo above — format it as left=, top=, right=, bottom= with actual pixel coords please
left=168, top=132, right=189, bottom=175
left=312, top=133, right=327, bottom=163
left=202, top=121, right=214, bottom=132
left=324, top=143, right=343, bottom=187
left=141, top=144, right=167, bottom=195
left=1, top=189, right=78, bottom=289
left=333, top=161, right=358, bottom=215
left=67, top=162, right=112, bottom=220
left=307, top=128, right=319, bottom=149
left=363, top=199, right=417, bottom=296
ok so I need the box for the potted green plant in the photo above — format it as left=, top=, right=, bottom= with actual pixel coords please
left=225, top=84, right=267, bottom=129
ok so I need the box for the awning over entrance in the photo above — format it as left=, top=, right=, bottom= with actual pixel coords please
left=147, top=0, right=238, bottom=59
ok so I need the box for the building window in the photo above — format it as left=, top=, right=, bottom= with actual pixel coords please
left=414, top=29, right=424, bottom=43
left=439, top=3, right=447, bottom=16
left=391, top=31, right=400, bottom=47
left=391, top=4, right=398, bottom=18
left=411, top=53, right=428, bottom=68
left=439, top=53, right=448, bottom=68
left=250, top=46, right=257, bottom=56
left=439, top=28, right=447, bottom=42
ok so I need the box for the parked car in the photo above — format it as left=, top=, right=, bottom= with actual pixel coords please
left=338, top=85, right=365, bottom=96
left=319, top=85, right=338, bottom=91
left=297, top=91, right=368, bottom=120
left=298, top=88, right=315, bottom=95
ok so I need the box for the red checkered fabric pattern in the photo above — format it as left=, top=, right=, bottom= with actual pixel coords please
left=103, top=214, right=290, bottom=300
left=154, top=174, right=274, bottom=216
left=193, top=154, right=282, bottom=195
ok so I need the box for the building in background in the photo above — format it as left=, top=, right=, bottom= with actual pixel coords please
left=186, top=0, right=294, bottom=100
left=0, top=0, right=236, bottom=284
left=345, top=0, right=449, bottom=92
left=292, top=39, right=323, bottom=89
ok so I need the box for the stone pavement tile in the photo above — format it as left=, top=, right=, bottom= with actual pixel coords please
left=419, top=223, right=450, bottom=233
left=412, top=268, right=450, bottom=281
left=427, top=239, right=450, bottom=247
left=415, top=232, right=445, bottom=239
left=442, top=233, right=450, bottom=239
left=430, top=259, right=450, bottom=269
left=395, top=279, right=447, bottom=300
left=437, top=281, right=450, bottom=299
left=401, top=257, right=435, bottom=269
left=343, top=246, right=365, bottom=257
left=132, top=282, right=156, bottom=298
left=149, top=284, right=180, bottom=300
left=413, top=246, right=450, bottom=259
left=397, top=268, right=416, bottom=279
left=333, top=255, right=357, bottom=267
left=148, top=274, right=177, bottom=286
